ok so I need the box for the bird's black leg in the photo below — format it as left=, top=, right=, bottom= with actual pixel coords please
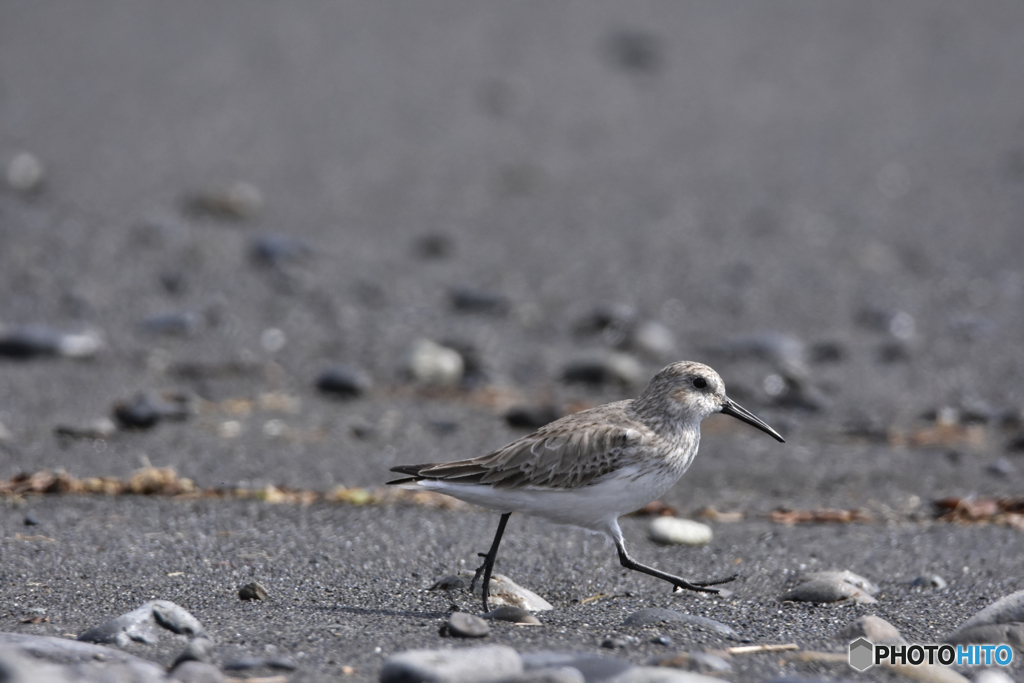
left=470, top=512, right=511, bottom=613
left=614, top=539, right=736, bottom=594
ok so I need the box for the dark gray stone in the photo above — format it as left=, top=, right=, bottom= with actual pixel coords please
left=316, top=364, right=372, bottom=397
left=238, top=582, right=269, bottom=601
left=450, top=286, right=510, bottom=315
left=222, top=657, right=296, bottom=671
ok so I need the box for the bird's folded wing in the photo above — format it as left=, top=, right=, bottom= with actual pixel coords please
left=415, top=420, right=645, bottom=490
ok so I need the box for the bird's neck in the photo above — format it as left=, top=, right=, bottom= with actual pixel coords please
left=630, top=398, right=701, bottom=445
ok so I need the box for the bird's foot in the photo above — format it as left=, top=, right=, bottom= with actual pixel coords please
left=469, top=552, right=488, bottom=592
left=671, top=573, right=737, bottom=594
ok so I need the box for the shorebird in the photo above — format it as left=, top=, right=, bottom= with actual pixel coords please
left=388, top=361, right=784, bottom=612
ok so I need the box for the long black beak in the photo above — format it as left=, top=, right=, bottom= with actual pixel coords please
left=720, top=398, right=785, bottom=442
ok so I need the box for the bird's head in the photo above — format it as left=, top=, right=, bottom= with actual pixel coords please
left=635, top=361, right=785, bottom=442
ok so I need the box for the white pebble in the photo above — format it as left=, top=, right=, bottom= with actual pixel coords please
left=404, top=338, right=464, bottom=386
left=648, top=517, right=713, bottom=546
left=6, top=152, right=44, bottom=192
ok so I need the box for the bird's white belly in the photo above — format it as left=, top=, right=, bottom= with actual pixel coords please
left=408, top=464, right=682, bottom=531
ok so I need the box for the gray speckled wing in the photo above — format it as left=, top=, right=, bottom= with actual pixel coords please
left=415, top=401, right=648, bottom=490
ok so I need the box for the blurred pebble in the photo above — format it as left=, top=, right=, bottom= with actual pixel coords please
left=53, top=417, right=117, bottom=440
left=450, top=286, right=510, bottom=315
left=839, top=615, right=906, bottom=644
left=316, top=364, right=372, bottom=398
left=381, top=645, right=522, bottom=683
left=987, top=458, right=1014, bottom=476
left=505, top=405, right=563, bottom=430
left=23, top=512, right=39, bottom=526
left=856, top=307, right=916, bottom=340
left=223, top=657, right=295, bottom=671
left=238, top=582, right=269, bottom=601
left=152, top=601, right=207, bottom=637
left=140, top=311, right=200, bottom=336
left=405, top=339, right=464, bottom=386
left=630, top=320, right=677, bottom=361
left=944, top=588, right=1024, bottom=649
left=159, top=271, right=188, bottom=295
left=5, top=152, right=45, bottom=192
left=648, top=517, right=713, bottom=546
left=948, top=314, right=997, bottom=343
left=442, top=612, right=490, bottom=638
left=462, top=572, right=554, bottom=611
left=561, top=351, right=643, bottom=386
left=429, top=419, right=460, bottom=435
left=605, top=29, right=665, bottom=74
left=412, top=232, right=454, bottom=259
left=0, top=325, right=103, bottom=359
left=483, top=606, right=541, bottom=625
left=974, top=670, right=1016, bottom=683
left=649, top=635, right=672, bottom=646
left=600, top=636, right=636, bottom=649
left=173, top=636, right=216, bottom=666
left=652, top=651, right=732, bottom=673
left=809, top=340, right=847, bottom=363
left=260, top=327, right=287, bottom=353
left=715, top=332, right=809, bottom=380
left=803, top=570, right=879, bottom=595
left=185, top=181, right=263, bottom=220
left=763, top=375, right=829, bottom=412
left=521, top=652, right=631, bottom=682
left=911, top=574, right=949, bottom=590
left=780, top=570, right=878, bottom=605
left=621, top=609, right=738, bottom=638
left=0, top=421, right=14, bottom=443
left=250, top=233, right=312, bottom=267
left=574, top=304, right=638, bottom=346
left=877, top=339, right=914, bottom=363
left=113, top=391, right=195, bottom=429
left=429, top=575, right=468, bottom=591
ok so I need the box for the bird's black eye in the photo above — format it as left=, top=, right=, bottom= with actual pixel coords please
left=692, top=377, right=708, bottom=389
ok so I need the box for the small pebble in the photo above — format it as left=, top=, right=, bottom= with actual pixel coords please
left=140, top=311, right=200, bottom=336
left=605, top=29, right=665, bottom=74
left=839, top=615, right=906, bottom=644
left=461, top=571, right=554, bottom=611
left=6, top=152, right=45, bottom=192
left=483, top=606, right=541, bottom=625
left=223, top=657, right=296, bottom=671
left=113, top=391, right=194, bottom=429
left=803, top=570, right=879, bottom=595
left=238, top=581, right=269, bottom=601
left=185, top=181, right=263, bottom=220
left=648, top=517, right=713, bottom=546
left=987, top=458, right=1014, bottom=476
left=450, top=286, right=510, bottom=315
left=0, top=325, right=103, bottom=359
left=574, top=304, right=638, bottom=346
left=412, top=232, right=454, bottom=259
left=912, top=574, right=949, bottom=590
left=429, top=575, right=468, bottom=591
left=405, top=339, right=464, bottom=386
left=442, top=612, right=490, bottom=638
left=23, top=512, right=40, bottom=526
left=316, top=364, right=372, bottom=398
left=780, top=577, right=877, bottom=605
left=53, top=417, right=117, bottom=440
left=561, top=351, right=643, bottom=386
left=630, top=321, right=677, bottom=360
left=260, top=327, right=287, bottom=353
left=650, top=635, right=672, bottom=646
left=250, top=233, right=312, bottom=267
left=600, top=636, right=635, bottom=649
left=505, top=405, right=562, bottom=430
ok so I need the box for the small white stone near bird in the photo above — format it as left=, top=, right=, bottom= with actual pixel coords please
left=648, top=517, right=713, bottom=546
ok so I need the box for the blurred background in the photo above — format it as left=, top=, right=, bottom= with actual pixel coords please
left=2, top=1, right=1024, bottom=512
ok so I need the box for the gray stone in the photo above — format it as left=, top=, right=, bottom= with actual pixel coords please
left=0, top=325, right=103, bottom=360
left=429, top=574, right=467, bottom=591
left=647, top=517, right=713, bottom=546
left=316, top=364, right=373, bottom=397
left=53, top=418, right=118, bottom=440
left=838, top=615, right=905, bottom=644
left=172, top=637, right=216, bottom=667
left=957, top=589, right=1024, bottom=629
left=498, top=667, right=585, bottom=683
left=561, top=352, right=643, bottom=387
left=78, top=601, right=207, bottom=647
left=606, top=666, right=724, bottom=683
left=223, top=657, right=296, bottom=671
left=801, top=570, right=879, bottom=595
left=380, top=645, right=522, bottom=683
left=630, top=321, right=677, bottom=361
left=140, top=311, right=200, bottom=336
left=185, top=181, right=263, bottom=220
left=250, top=233, right=312, bottom=266
left=945, top=624, right=1024, bottom=649
left=450, top=286, right=511, bottom=315
left=6, top=152, right=45, bottom=192
left=0, top=633, right=168, bottom=683
left=781, top=571, right=878, bottom=605
left=169, top=661, right=224, bottom=683
left=443, top=612, right=491, bottom=638
left=622, top=609, right=738, bottom=638
left=484, top=606, right=542, bottom=625
left=521, top=651, right=632, bottom=682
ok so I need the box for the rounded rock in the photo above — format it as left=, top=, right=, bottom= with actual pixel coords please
left=405, top=339, right=464, bottom=386
left=238, top=581, right=269, bottom=601
left=316, top=364, right=372, bottom=398
left=443, top=612, right=490, bottom=638
left=648, top=517, right=713, bottom=546
left=483, top=606, right=541, bottom=625
left=6, top=152, right=45, bottom=192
